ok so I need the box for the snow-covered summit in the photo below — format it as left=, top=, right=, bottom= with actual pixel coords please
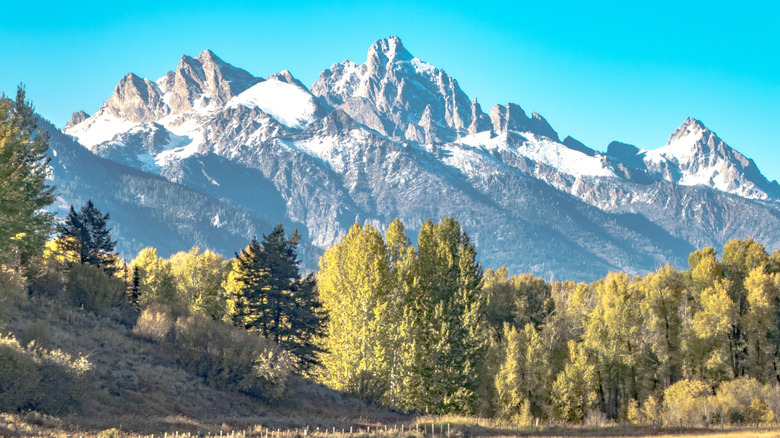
left=639, top=118, right=780, bottom=199
left=227, top=73, right=325, bottom=130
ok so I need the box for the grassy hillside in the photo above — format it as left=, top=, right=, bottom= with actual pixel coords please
left=0, top=292, right=404, bottom=435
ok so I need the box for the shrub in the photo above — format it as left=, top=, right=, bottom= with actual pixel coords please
left=716, top=377, right=767, bottom=423
left=65, top=263, right=125, bottom=312
left=135, top=308, right=294, bottom=401
left=133, top=304, right=174, bottom=342
left=27, top=248, right=66, bottom=298
left=175, top=314, right=295, bottom=400
left=0, top=333, right=90, bottom=414
left=642, top=394, right=663, bottom=425
left=663, top=379, right=711, bottom=427
left=23, top=319, right=51, bottom=349
left=0, top=266, right=27, bottom=319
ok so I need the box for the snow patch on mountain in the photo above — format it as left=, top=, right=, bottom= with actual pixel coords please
left=456, top=131, right=614, bottom=178
left=227, top=78, right=318, bottom=129
left=65, top=110, right=138, bottom=147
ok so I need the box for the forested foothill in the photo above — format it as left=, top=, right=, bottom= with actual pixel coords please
left=3, top=88, right=780, bottom=435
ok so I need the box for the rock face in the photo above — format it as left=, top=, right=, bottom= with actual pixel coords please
left=312, top=36, right=483, bottom=143
left=65, top=110, right=89, bottom=129
left=104, top=73, right=168, bottom=122
left=60, top=37, right=780, bottom=281
left=157, top=49, right=261, bottom=114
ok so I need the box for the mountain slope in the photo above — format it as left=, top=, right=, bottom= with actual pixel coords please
left=57, top=37, right=780, bottom=280
left=44, top=118, right=279, bottom=261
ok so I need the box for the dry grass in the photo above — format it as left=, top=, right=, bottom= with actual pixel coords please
left=5, top=297, right=777, bottom=437
left=1, top=296, right=405, bottom=435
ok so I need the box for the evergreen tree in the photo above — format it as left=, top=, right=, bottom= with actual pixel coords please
left=0, top=86, right=55, bottom=268
left=129, top=265, right=141, bottom=308
left=228, top=223, right=326, bottom=372
left=57, top=200, right=117, bottom=274
left=228, top=237, right=263, bottom=330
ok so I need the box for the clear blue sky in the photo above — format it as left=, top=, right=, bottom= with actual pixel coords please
left=3, top=0, right=779, bottom=181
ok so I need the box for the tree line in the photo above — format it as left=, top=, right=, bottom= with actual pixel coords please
left=315, top=218, right=780, bottom=426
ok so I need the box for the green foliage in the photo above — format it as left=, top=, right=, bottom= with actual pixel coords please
left=227, top=224, right=326, bottom=372
left=481, top=268, right=553, bottom=339
left=495, top=323, right=549, bottom=421
left=169, top=246, right=227, bottom=319
left=0, top=86, right=55, bottom=269
left=317, top=218, right=485, bottom=413
left=318, top=223, right=392, bottom=402
left=583, top=272, right=642, bottom=418
left=57, top=200, right=118, bottom=275
left=64, top=262, right=126, bottom=313
left=400, top=217, right=485, bottom=414
left=130, top=247, right=177, bottom=307
left=551, top=340, right=598, bottom=423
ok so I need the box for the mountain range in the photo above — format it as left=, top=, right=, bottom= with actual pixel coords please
left=47, top=36, right=780, bottom=281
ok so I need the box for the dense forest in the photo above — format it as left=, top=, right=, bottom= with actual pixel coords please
left=4, top=87, right=780, bottom=430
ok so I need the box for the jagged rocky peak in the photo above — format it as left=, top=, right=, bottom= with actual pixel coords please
left=668, top=117, right=707, bottom=144
left=468, top=99, right=491, bottom=134
left=159, top=49, right=261, bottom=114
left=661, top=117, right=742, bottom=164
left=65, top=110, right=90, bottom=129
left=267, top=70, right=307, bottom=89
left=529, top=112, right=559, bottom=142
left=311, top=36, right=483, bottom=143
left=490, top=103, right=528, bottom=134
left=637, top=118, right=780, bottom=199
left=367, top=36, right=414, bottom=68
left=104, top=73, right=168, bottom=123
left=489, top=103, right=559, bottom=141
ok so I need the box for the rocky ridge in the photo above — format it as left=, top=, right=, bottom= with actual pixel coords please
left=59, top=36, right=780, bottom=280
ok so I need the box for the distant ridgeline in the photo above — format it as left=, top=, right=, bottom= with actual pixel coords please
left=49, top=36, right=780, bottom=282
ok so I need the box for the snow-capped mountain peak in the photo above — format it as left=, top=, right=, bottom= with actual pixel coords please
left=227, top=71, right=325, bottom=130
left=640, top=118, right=780, bottom=199
left=367, top=35, right=414, bottom=65
left=668, top=116, right=707, bottom=144
left=58, top=38, right=780, bottom=282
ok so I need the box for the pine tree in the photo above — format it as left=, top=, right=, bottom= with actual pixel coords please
left=57, top=200, right=118, bottom=275
left=0, top=86, right=55, bottom=268
left=229, top=237, right=264, bottom=330
left=228, top=224, right=326, bottom=372
left=130, top=265, right=141, bottom=308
